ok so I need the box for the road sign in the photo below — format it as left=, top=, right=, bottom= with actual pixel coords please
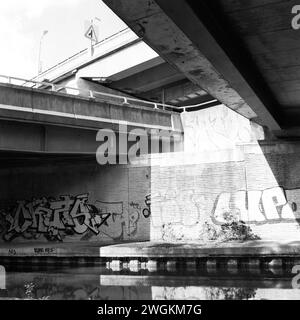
left=84, top=24, right=98, bottom=42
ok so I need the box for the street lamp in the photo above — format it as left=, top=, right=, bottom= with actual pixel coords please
left=38, top=30, right=48, bottom=75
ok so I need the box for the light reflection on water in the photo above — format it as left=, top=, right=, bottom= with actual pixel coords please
left=0, top=266, right=299, bottom=300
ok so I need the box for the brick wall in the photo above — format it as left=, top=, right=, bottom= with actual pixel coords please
left=149, top=106, right=300, bottom=241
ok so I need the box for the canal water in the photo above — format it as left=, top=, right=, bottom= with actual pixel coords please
left=0, top=264, right=300, bottom=300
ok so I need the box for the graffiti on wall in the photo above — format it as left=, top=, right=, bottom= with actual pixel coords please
left=130, top=185, right=300, bottom=242
left=3, top=186, right=299, bottom=242
left=147, top=186, right=300, bottom=236
left=212, top=186, right=300, bottom=225
left=143, top=194, right=151, bottom=218
left=127, top=194, right=151, bottom=237
left=150, top=189, right=204, bottom=228
left=83, top=200, right=124, bottom=241
left=0, top=194, right=151, bottom=242
left=182, top=104, right=254, bottom=153
left=0, top=194, right=112, bottom=241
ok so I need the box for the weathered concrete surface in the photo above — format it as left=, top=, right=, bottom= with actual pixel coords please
left=0, top=121, right=100, bottom=154
left=0, top=242, right=101, bottom=257
left=0, top=83, right=182, bottom=132
left=0, top=120, right=182, bottom=154
left=0, top=240, right=300, bottom=258
left=99, top=240, right=300, bottom=258
left=58, top=77, right=134, bottom=99
left=144, top=107, right=300, bottom=242
left=103, top=0, right=281, bottom=130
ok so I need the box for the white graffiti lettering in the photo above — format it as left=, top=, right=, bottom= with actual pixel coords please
left=212, top=187, right=299, bottom=225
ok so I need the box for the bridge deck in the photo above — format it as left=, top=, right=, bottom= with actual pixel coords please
left=0, top=83, right=182, bottom=133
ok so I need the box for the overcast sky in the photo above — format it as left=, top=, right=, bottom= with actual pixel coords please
left=0, top=0, right=127, bottom=79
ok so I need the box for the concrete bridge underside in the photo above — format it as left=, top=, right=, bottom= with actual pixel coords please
left=103, top=0, right=300, bottom=138
left=4, top=0, right=300, bottom=248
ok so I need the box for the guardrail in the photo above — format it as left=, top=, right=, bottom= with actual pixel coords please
left=0, top=74, right=218, bottom=112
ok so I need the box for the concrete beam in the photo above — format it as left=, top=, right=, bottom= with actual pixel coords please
left=0, top=119, right=183, bottom=160
left=110, top=62, right=185, bottom=94
left=0, top=120, right=178, bottom=156
left=142, top=79, right=211, bottom=105
left=103, top=0, right=281, bottom=130
left=109, top=62, right=214, bottom=105
left=0, top=83, right=182, bottom=133
left=0, top=120, right=99, bottom=154
left=56, top=77, right=134, bottom=99
left=76, top=40, right=161, bottom=81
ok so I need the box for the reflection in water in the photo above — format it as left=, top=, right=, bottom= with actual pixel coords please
left=0, top=265, right=5, bottom=290
left=205, top=287, right=256, bottom=300
left=0, top=265, right=299, bottom=300
left=152, top=287, right=256, bottom=300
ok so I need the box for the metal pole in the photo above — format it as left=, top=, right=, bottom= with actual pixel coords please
left=90, top=19, right=94, bottom=56
left=38, top=30, right=48, bottom=76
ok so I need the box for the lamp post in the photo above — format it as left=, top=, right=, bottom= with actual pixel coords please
left=38, top=30, right=48, bottom=75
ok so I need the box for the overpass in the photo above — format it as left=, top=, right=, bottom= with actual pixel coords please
left=33, top=27, right=218, bottom=109
left=0, top=73, right=187, bottom=245
left=103, top=0, right=300, bottom=138
left=2, top=0, right=300, bottom=247
left=0, top=75, right=182, bottom=157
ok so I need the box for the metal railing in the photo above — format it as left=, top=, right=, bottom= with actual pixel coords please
left=30, top=28, right=135, bottom=82
left=0, top=74, right=218, bottom=112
